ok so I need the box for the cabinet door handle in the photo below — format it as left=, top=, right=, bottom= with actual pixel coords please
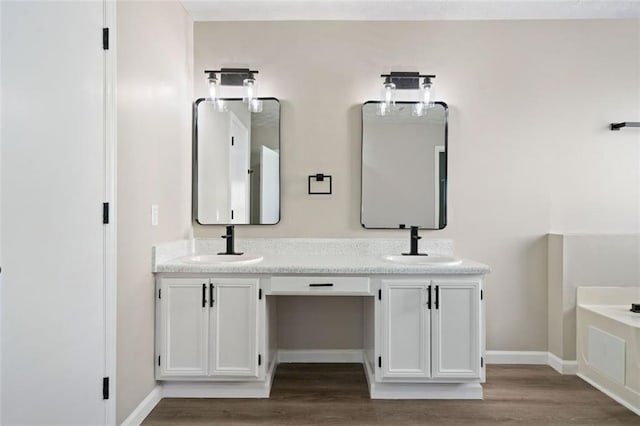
left=435, top=285, right=439, bottom=310
left=209, top=284, right=214, bottom=307
left=427, top=285, right=432, bottom=309
left=202, top=283, right=206, bottom=308
left=309, top=283, right=334, bottom=287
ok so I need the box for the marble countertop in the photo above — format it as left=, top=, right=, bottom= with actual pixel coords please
left=153, top=238, right=490, bottom=275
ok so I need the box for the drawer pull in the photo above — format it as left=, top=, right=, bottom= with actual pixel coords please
left=309, top=283, right=334, bottom=287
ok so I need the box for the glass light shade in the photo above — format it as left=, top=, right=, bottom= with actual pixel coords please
left=249, top=99, right=263, bottom=113
left=243, top=77, right=257, bottom=103
left=420, top=81, right=432, bottom=106
left=207, top=76, right=218, bottom=100
left=383, top=81, right=396, bottom=106
left=421, top=80, right=436, bottom=110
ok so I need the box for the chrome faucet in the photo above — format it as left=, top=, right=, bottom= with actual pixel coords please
left=218, top=225, right=243, bottom=255
left=403, top=226, right=427, bottom=256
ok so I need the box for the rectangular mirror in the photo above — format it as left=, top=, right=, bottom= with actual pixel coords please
left=361, top=101, right=448, bottom=229
left=194, top=98, right=280, bottom=225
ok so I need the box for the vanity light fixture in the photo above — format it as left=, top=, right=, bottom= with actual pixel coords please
left=203, top=68, right=263, bottom=113
left=377, top=72, right=436, bottom=117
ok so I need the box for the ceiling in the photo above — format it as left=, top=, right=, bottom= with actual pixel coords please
left=180, top=0, right=640, bottom=21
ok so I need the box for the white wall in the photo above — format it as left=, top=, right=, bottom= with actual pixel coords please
left=117, top=1, right=193, bottom=422
left=193, top=20, right=640, bottom=352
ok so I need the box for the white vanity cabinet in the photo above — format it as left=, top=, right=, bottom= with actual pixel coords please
left=377, top=278, right=483, bottom=383
left=156, top=277, right=263, bottom=381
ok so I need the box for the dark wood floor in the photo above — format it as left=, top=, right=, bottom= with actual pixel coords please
left=143, top=364, right=638, bottom=425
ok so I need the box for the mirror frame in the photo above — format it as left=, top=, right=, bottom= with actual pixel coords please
left=360, top=100, right=448, bottom=230
left=192, top=97, right=282, bottom=226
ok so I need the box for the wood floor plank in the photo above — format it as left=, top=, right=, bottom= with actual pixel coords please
left=143, top=364, right=639, bottom=425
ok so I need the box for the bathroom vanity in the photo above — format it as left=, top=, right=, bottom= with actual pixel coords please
left=153, top=238, right=490, bottom=399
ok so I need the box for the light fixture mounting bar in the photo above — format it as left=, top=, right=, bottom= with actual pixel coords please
left=204, top=68, right=260, bottom=86
left=381, top=72, right=436, bottom=90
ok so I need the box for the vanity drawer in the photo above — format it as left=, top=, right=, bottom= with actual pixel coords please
left=270, top=276, right=371, bottom=295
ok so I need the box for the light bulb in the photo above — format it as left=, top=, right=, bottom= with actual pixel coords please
left=243, top=77, right=256, bottom=103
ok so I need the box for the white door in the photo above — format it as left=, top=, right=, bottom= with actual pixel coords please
left=431, top=280, right=481, bottom=379
left=228, top=114, right=251, bottom=223
left=210, top=279, right=260, bottom=378
left=159, top=279, right=209, bottom=377
left=380, top=280, right=431, bottom=380
left=1, top=1, right=109, bottom=424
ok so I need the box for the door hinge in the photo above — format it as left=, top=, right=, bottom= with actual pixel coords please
left=102, top=27, right=109, bottom=50
left=378, top=289, right=381, bottom=300
left=231, top=136, right=235, bottom=146
left=481, top=290, right=483, bottom=301
left=231, top=210, right=234, bottom=220
left=481, top=357, right=484, bottom=368
left=258, top=289, right=262, bottom=300
left=158, top=288, right=161, bottom=299
left=103, top=202, right=109, bottom=224
left=378, top=356, right=381, bottom=368
left=102, top=377, right=109, bottom=400
left=158, top=356, right=161, bottom=366
left=258, top=354, right=262, bottom=366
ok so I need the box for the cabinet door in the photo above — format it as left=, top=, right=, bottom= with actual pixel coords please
left=431, top=280, right=481, bottom=379
left=159, top=278, right=209, bottom=377
left=210, top=279, right=260, bottom=378
left=380, top=280, right=431, bottom=379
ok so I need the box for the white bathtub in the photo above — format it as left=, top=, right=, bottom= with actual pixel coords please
left=577, top=287, right=640, bottom=415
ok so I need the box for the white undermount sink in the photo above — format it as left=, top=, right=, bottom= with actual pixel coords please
left=179, top=254, right=264, bottom=265
left=383, top=255, right=462, bottom=266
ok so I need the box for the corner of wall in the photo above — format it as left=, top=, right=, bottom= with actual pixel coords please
left=547, top=234, right=564, bottom=359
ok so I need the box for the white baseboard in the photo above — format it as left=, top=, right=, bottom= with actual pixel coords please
left=486, top=351, right=577, bottom=375
left=577, top=373, right=640, bottom=416
left=485, top=350, right=549, bottom=365
left=120, top=385, right=163, bottom=426
left=278, top=349, right=364, bottom=363
left=547, top=352, right=578, bottom=375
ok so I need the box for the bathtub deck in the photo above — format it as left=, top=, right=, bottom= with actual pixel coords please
left=580, top=304, right=640, bottom=329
